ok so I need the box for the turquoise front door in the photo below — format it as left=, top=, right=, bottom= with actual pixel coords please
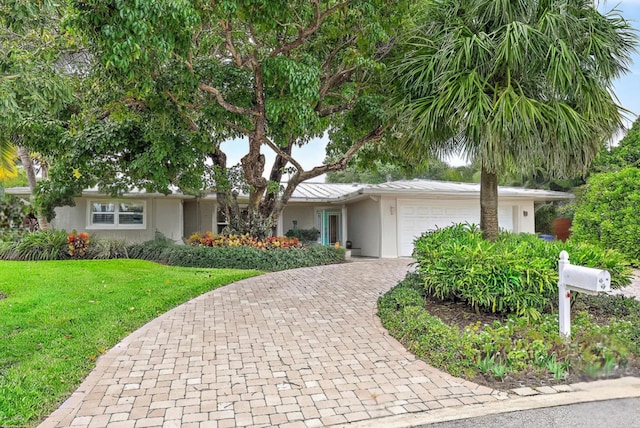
left=317, top=210, right=341, bottom=245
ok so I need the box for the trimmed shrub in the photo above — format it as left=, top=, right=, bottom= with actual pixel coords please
left=285, top=228, right=320, bottom=244
left=413, top=224, right=632, bottom=318
left=572, top=167, right=640, bottom=263
left=129, top=239, right=345, bottom=271
left=378, top=277, right=478, bottom=377
left=127, top=239, right=175, bottom=264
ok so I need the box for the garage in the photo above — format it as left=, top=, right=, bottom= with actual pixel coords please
left=397, top=199, right=514, bottom=257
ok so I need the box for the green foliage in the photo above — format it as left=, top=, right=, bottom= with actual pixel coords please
left=326, top=158, right=479, bottom=184
left=378, top=278, right=478, bottom=377
left=379, top=278, right=640, bottom=384
left=54, top=0, right=412, bottom=235
left=593, top=117, right=640, bottom=172
left=88, top=239, right=129, bottom=260
left=0, top=194, right=29, bottom=229
left=284, top=227, right=319, bottom=244
left=12, top=229, right=69, bottom=261
left=128, top=240, right=345, bottom=271
left=572, top=167, right=640, bottom=263
left=392, top=0, right=636, bottom=239
left=412, top=224, right=632, bottom=317
left=0, top=259, right=257, bottom=427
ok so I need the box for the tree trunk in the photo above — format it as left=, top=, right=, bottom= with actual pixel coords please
left=480, top=166, right=498, bottom=241
left=17, top=146, right=50, bottom=230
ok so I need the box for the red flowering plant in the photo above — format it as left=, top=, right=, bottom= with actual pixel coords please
left=187, top=232, right=302, bottom=250
left=68, top=231, right=90, bottom=258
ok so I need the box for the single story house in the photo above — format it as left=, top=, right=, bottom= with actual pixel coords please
left=6, top=179, right=572, bottom=258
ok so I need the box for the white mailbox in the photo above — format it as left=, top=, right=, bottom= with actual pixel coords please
left=562, top=264, right=611, bottom=295
left=557, top=251, right=612, bottom=338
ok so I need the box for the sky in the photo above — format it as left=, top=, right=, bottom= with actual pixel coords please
left=222, top=0, right=640, bottom=176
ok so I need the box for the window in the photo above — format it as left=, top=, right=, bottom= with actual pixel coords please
left=88, top=200, right=146, bottom=229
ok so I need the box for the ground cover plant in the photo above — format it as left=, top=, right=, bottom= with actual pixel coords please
left=379, top=225, right=639, bottom=390
left=379, top=277, right=640, bottom=389
left=0, top=259, right=259, bottom=427
left=0, top=230, right=345, bottom=270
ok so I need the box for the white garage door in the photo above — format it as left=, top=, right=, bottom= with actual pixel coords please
left=398, top=200, right=514, bottom=257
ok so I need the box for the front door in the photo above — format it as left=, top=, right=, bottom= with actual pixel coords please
left=317, top=210, right=341, bottom=245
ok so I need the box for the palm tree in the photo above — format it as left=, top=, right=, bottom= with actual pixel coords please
left=393, top=0, right=636, bottom=240
left=0, top=142, right=18, bottom=182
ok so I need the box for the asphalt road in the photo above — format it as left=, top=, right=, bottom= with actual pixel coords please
left=421, top=398, right=640, bottom=428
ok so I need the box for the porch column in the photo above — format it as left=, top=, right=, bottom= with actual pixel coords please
left=277, top=211, right=284, bottom=236
left=341, top=204, right=348, bottom=246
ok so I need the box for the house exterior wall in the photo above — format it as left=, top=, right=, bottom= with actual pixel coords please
left=281, top=204, right=316, bottom=233
left=380, top=196, right=398, bottom=258
left=346, top=197, right=380, bottom=258
left=52, top=198, right=88, bottom=232
left=52, top=196, right=184, bottom=243
left=183, top=200, right=216, bottom=237
left=496, top=199, right=535, bottom=234
left=154, top=199, right=183, bottom=242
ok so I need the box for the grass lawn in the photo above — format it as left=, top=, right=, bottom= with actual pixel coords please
left=0, top=259, right=260, bottom=427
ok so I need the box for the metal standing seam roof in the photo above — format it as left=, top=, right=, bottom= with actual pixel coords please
left=289, top=179, right=573, bottom=202
left=4, top=179, right=574, bottom=202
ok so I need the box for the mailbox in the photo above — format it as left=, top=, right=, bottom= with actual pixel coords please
left=562, top=264, right=611, bottom=295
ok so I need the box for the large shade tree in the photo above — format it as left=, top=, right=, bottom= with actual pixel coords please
left=393, top=0, right=636, bottom=240
left=42, top=0, right=410, bottom=236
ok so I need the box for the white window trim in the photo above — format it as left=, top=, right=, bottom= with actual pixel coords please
left=86, top=199, right=147, bottom=230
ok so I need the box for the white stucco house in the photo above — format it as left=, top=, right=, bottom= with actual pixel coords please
left=6, top=179, right=571, bottom=258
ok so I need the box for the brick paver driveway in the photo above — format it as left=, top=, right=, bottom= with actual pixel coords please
left=39, top=259, right=499, bottom=428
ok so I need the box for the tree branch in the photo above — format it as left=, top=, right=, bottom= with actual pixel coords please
left=223, top=120, right=251, bottom=135
left=315, top=102, right=355, bottom=117
left=165, top=90, right=199, bottom=131
left=263, top=136, right=304, bottom=172
left=300, top=125, right=385, bottom=181
left=270, top=0, right=353, bottom=57
left=197, top=82, right=257, bottom=116
left=221, top=20, right=244, bottom=67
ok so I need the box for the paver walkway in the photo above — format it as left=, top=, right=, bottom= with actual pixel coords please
left=39, top=259, right=502, bottom=428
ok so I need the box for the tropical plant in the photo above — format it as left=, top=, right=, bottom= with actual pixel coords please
left=13, top=229, right=69, bottom=261
left=393, top=0, right=636, bottom=241
left=412, top=224, right=632, bottom=318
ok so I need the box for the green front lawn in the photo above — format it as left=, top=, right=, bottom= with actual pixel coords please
left=0, top=259, right=260, bottom=427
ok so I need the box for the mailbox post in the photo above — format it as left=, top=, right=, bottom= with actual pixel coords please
left=557, top=251, right=611, bottom=338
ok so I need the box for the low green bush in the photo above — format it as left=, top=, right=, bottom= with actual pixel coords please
left=377, top=276, right=478, bottom=377
left=413, top=224, right=632, bottom=318
left=285, top=227, right=320, bottom=244
left=128, top=240, right=345, bottom=271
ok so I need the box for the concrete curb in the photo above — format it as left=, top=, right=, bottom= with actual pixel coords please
left=337, top=376, right=640, bottom=427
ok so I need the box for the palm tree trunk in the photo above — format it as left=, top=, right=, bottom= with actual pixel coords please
left=17, top=146, right=50, bottom=230
left=480, top=166, right=499, bottom=241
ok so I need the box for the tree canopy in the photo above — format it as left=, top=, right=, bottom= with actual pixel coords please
left=1, top=0, right=78, bottom=226
left=33, top=0, right=410, bottom=235
left=593, top=116, right=640, bottom=172
left=392, top=0, right=636, bottom=240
